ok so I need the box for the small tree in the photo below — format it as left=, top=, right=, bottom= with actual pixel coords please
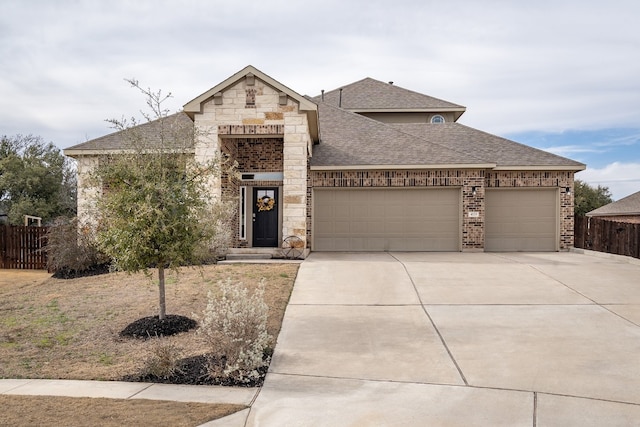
left=89, top=79, right=233, bottom=320
left=574, top=179, right=613, bottom=216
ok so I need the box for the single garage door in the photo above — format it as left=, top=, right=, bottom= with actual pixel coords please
left=485, top=189, right=558, bottom=252
left=313, top=188, right=460, bottom=251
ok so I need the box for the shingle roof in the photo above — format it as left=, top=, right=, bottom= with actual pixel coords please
left=312, top=78, right=465, bottom=112
left=392, top=123, right=586, bottom=168
left=311, top=102, right=490, bottom=168
left=65, top=112, right=194, bottom=153
left=587, top=190, right=640, bottom=216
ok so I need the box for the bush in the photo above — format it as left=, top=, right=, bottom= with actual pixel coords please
left=198, top=278, right=272, bottom=384
left=195, top=201, right=236, bottom=263
left=142, top=336, right=183, bottom=379
left=47, top=217, right=110, bottom=276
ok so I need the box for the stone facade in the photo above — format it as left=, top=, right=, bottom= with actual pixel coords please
left=193, top=77, right=311, bottom=249
left=75, top=155, right=100, bottom=226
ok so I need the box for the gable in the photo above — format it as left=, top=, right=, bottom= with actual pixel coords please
left=313, top=77, right=466, bottom=121
left=183, top=65, right=319, bottom=143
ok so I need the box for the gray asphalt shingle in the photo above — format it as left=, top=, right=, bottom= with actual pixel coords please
left=392, top=123, right=585, bottom=168
left=587, top=190, right=640, bottom=216
left=312, top=102, right=488, bottom=167
left=65, top=112, right=194, bottom=151
left=312, top=78, right=465, bottom=111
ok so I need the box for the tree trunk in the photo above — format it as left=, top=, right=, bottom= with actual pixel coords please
left=158, top=265, right=166, bottom=320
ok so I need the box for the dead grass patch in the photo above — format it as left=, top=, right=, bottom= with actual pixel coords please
left=0, top=263, right=298, bottom=381
left=0, top=395, right=245, bottom=427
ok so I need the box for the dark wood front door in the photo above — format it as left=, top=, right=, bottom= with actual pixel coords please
left=253, top=188, right=278, bottom=247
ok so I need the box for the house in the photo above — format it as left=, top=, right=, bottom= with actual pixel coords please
left=586, top=190, right=640, bottom=223
left=64, top=65, right=585, bottom=256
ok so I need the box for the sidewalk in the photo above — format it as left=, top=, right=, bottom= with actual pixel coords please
left=0, top=379, right=256, bottom=427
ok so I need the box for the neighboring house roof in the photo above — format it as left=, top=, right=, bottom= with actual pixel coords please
left=183, top=65, right=319, bottom=143
left=313, top=78, right=466, bottom=120
left=587, top=190, right=640, bottom=217
left=65, top=113, right=194, bottom=156
left=311, top=102, right=494, bottom=169
left=393, top=123, right=586, bottom=170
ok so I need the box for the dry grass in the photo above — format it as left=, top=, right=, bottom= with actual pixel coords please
left=0, top=263, right=297, bottom=425
left=0, top=263, right=298, bottom=380
left=0, top=395, right=245, bottom=427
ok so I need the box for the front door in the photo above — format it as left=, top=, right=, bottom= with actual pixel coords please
left=253, top=188, right=278, bottom=247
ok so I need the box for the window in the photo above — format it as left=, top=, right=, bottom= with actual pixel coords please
left=431, top=115, right=445, bottom=124
left=239, top=187, right=247, bottom=240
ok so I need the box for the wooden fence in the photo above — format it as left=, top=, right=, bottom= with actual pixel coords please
left=0, top=225, right=49, bottom=270
left=574, top=215, right=640, bottom=259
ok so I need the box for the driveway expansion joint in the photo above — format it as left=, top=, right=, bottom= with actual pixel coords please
left=389, top=253, right=469, bottom=386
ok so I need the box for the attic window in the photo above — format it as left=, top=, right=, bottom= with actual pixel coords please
left=431, top=115, right=445, bottom=124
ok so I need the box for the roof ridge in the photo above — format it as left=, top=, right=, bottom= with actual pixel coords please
left=313, top=77, right=465, bottom=110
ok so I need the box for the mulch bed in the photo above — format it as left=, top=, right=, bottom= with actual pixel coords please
left=119, top=315, right=198, bottom=339
left=51, top=263, right=111, bottom=279
left=122, top=354, right=267, bottom=387
left=118, top=315, right=267, bottom=387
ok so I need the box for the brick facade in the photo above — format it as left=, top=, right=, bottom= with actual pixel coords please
left=308, top=169, right=575, bottom=250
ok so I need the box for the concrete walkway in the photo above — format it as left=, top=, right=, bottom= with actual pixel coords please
left=247, top=251, right=640, bottom=426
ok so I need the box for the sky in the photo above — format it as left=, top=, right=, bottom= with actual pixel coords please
left=1, top=0, right=639, bottom=200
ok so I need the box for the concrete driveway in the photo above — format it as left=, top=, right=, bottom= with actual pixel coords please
left=246, top=251, right=640, bottom=426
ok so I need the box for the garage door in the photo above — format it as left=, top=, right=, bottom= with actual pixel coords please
left=313, top=188, right=460, bottom=251
left=485, top=189, right=558, bottom=252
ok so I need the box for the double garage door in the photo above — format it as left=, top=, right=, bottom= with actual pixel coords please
left=313, top=187, right=558, bottom=252
left=314, top=188, right=461, bottom=251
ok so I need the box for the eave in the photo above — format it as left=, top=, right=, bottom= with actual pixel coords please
left=492, top=165, right=586, bottom=171
left=349, top=107, right=466, bottom=121
left=311, top=163, right=497, bottom=171
left=63, top=148, right=195, bottom=157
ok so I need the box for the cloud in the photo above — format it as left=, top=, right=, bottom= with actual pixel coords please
left=2, top=0, right=640, bottom=156
left=577, top=162, right=640, bottom=201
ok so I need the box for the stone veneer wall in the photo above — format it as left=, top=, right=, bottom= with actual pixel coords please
left=194, top=77, right=311, bottom=248
left=308, top=169, right=576, bottom=250
left=74, top=155, right=100, bottom=226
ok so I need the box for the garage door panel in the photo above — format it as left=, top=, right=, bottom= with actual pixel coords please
left=485, top=189, right=557, bottom=252
left=314, top=188, right=460, bottom=251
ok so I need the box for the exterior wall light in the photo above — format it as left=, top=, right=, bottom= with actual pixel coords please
left=472, top=186, right=478, bottom=196
left=566, top=187, right=571, bottom=195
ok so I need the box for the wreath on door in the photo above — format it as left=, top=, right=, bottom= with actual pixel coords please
left=256, top=195, right=275, bottom=212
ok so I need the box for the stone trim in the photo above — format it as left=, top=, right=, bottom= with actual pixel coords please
left=218, top=124, right=284, bottom=135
